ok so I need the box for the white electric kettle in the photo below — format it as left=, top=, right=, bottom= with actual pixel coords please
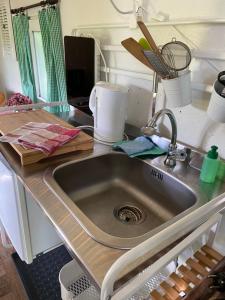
left=89, top=81, right=128, bottom=143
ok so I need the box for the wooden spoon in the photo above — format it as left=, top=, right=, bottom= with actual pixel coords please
left=121, top=37, right=156, bottom=72
left=137, top=21, right=173, bottom=78
left=121, top=37, right=170, bottom=78
left=137, top=21, right=161, bottom=56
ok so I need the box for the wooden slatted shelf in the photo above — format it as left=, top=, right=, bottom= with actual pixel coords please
left=194, top=251, right=216, bottom=269
left=150, top=245, right=224, bottom=300
left=169, top=272, right=191, bottom=294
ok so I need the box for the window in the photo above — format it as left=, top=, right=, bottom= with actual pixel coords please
left=29, top=19, right=47, bottom=101
left=32, top=31, right=47, bottom=100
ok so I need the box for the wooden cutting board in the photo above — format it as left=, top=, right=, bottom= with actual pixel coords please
left=0, top=109, right=93, bottom=165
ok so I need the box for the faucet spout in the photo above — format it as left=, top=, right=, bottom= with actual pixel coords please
left=147, top=109, right=177, bottom=147
left=142, top=109, right=185, bottom=167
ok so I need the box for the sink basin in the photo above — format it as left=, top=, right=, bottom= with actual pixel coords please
left=44, top=152, right=197, bottom=249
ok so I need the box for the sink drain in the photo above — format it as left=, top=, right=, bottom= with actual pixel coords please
left=114, top=205, right=145, bottom=225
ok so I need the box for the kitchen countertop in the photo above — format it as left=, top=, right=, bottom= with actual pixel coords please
left=0, top=108, right=143, bottom=289
left=1, top=108, right=225, bottom=290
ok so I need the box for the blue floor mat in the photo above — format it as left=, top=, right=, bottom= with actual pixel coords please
left=12, top=245, right=72, bottom=300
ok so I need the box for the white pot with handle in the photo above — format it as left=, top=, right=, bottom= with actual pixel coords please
left=89, top=81, right=128, bottom=143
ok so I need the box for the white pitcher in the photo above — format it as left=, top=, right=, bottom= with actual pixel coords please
left=89, top=81, right=128, bottom=143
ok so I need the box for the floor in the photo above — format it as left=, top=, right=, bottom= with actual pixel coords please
left=0, top=240, right=28, bottom=300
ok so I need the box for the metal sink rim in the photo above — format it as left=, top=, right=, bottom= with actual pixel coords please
left=43, top=151, right=207, bottom=250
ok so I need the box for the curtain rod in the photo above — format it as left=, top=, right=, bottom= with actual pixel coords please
left=11, top=0, right=58, bottom=14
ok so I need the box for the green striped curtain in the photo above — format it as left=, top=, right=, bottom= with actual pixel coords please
left=12, top=14, right=37, bottom=101
left=38, top=6, right=68, bottom=113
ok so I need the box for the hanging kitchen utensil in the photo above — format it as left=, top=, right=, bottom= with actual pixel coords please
left=121, top=37, right=167, bottom=78
left=121, top=37, right=154, bottom=70
left=144, top=50, right=173, bottom=79
left=136, top=21, right=174, bottom=78
left=138, top=37, right=152, bottom=50
left=161, top=38, right=192, bottom=71
left=137, top=21, right=161, bottom=56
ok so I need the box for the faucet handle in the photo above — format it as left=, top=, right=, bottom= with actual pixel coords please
left=168, top=148, right=188, bottom=161
left=184, top=147, right=192, bottom=163
left=164, top=145, right=187, bottom=167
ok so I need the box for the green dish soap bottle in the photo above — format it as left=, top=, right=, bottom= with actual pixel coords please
left=200, top=145, right=219, bottom=183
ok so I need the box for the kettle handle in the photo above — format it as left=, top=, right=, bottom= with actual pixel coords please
left=218, top=71, right=225, bottom=86
left=89, top=86, right=97, bottom=113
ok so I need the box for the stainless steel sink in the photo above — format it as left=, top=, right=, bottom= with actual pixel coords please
left=44, top=152, right=198, bottom=249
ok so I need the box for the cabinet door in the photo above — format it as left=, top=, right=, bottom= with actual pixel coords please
left=0, top=156, right=62, bottom=262
left=0, top=158, right=32, bottom=262
left=25, top=190, right=62, bottom=256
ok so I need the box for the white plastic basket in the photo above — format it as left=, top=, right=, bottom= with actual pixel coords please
left=106, top=213, right=224, bottom=300
left=59, top=259, right=99, bottom=300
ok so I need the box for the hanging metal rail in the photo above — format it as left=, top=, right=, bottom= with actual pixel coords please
left=11, top=0, right=58, bottom=14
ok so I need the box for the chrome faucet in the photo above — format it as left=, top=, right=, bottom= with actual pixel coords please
left=142, top=108, right=187, bottom=167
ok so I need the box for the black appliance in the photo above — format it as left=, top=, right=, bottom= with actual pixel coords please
left=64, top=36, right=95, bottom=115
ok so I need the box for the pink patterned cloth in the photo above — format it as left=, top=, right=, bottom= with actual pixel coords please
left=0, top=122, right=80, bottom=155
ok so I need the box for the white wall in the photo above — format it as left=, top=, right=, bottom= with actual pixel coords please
left=0, top=0, right=21, bottom=95
left=0, top=48, right=3, bottom=92
left=0, top=53, right=21, bottom=95
left=1, top=0, right=225, bottom=158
